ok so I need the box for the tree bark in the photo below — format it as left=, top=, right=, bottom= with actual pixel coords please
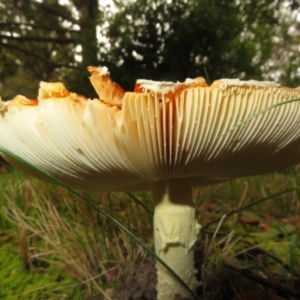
left=73, top=0, right=99, bottom=66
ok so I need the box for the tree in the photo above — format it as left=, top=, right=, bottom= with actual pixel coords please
left=261, top=1, right=300, bottom=87
left=0, top=0, right=100, bottom=98
left=0, top=0, right=299, bottom=99
left=103, top=0, right=300, bottom=90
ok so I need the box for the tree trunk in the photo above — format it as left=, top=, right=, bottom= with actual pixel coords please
left=72, top=0, right=99, bottom=95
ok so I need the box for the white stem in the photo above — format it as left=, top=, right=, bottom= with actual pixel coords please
left=152, top=180, right=201, bottom=300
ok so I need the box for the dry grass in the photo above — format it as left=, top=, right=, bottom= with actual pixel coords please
left=1, top=167, right=300, bottom=299
left=1, top=176, right=152, bottom=297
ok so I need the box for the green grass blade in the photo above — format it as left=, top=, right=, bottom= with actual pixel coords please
left=0, top=147, right=198, bottom=299
left=127, top=192, right=153, bottom=215
left=220, top=96, right=300, bottom=137
left=289, top=233, right=298, bottom=289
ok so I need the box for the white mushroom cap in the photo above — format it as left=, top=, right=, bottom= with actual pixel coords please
left=1, top=72, right=300, bottom=191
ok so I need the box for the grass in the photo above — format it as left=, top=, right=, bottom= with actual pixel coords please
left=0, top=169, right=155, bottom=299
left=0, top=164, right=300, bottom=299
left=0, top=243, right=88, bottom=300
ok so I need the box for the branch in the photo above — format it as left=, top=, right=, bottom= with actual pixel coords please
left=28, top=0, right=79, bottom=25
left=0, top=22, right=79, bottom=33
left=0, top=34, right=77, bottom=43
left=0, top=42, right=77, bottom=69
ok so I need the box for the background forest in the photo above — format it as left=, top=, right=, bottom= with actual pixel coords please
left=0, top=0, right=300, bottom=99
left=1, top=1, right=300, bottom=300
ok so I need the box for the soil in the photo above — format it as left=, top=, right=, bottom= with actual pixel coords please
left=112, top=254, right=157, bottom=300
left=85, top=243, right=293, bottom=300
left=85, top=245, right=212, bottom=300
left=86, top=254, right=157, bottom=300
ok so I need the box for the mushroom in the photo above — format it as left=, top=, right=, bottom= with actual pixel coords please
left=1, top=67, right=300, bottom=300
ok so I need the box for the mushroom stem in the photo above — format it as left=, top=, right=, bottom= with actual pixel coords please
left=152, top=180, right=201, bottom=300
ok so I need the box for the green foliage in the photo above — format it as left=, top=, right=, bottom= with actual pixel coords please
left=1, top=0, right=299, bottom=99
left=0, top=0, right=101, bottom=97
left=0, top=68, right=40, bottom=100
left=103, top=0, right=299, bottom=89
left=271, top=9, right=300, bottom=87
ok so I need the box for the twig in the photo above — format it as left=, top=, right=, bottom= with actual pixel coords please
left=241, top=240, right=300, bottom=279
left=224, top=262, right=300, bottom=298
left=202, top=230, right=300, bottom=280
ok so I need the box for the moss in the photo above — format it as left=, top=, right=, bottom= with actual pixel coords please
left=0, top=242, right=88, bottom=300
